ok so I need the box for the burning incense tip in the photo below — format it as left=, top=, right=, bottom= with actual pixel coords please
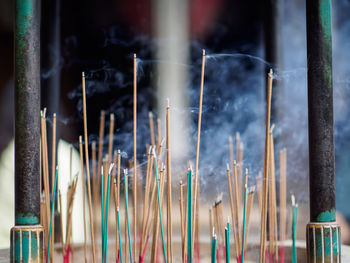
left=110, top=113, right=115, bottom=121
left=180, top=180, right=183, bottom=185
left=233, top=160, right=237, bottom=165
left=53, top=113, right=56, bottom=118
left=268, top=68, right=273, bottom=78
left=124, top=169, right=128, bottom=175
left=166, top=98, right=170, bottom=108
left=202, top=49, right=206, bottom=56
left=226, top=163, right=230, bottom=171
left=291, top=195, right=296, bottom=206
left=117, top=149, right=120, bottom=154
left=117, top=206, right=120, bottom=212
left=270, top=123, right=275, bottom=133
left=134, top=53, right=137, bottom=59
left=109, top=163, right=115, bottom=174
left=92, top=141, right=96, bottom=150
left=188, top=166, right=193, bottom=172
left=82, top=72, right=85, bottom=77
left=79, top=136, right=82, bottom=143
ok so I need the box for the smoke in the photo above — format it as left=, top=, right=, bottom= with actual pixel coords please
left=56, top=0, right=350, bottom=208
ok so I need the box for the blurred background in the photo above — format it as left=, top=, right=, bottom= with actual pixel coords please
left=1, top=0, right=350, bottom=249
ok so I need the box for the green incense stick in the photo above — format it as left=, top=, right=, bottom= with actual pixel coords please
left=225, top=226, right=230, bottom=263
left=46, top=166, right=58, bottom=263
left=187, top=168, right=193, bottom=263
left=292, top=195, right=298, bottom=263
left=117, top=207, right=123, bottom=263
left=103, top=165, right=113, bottom=262
left=124, top=170, right=133, bottom=263
left=241, top=185, right=248, bottom=263
left=211, top=235, right=217, bottom=263
left=153, top=153, right=167, bottom=263
left=101, top=171, right=104, bottom=263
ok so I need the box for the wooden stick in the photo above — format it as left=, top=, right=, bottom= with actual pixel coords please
left=188, top=167, right=194, bottom=263
left=183, top=183, right=188, bottom=263
left=259, top=69, right=273, bottom=263
left=180, top=181, right=185, bottom=253
left=97, top=110, right=106, bottom=198
left=166, top=99, right=173, bottom=263
left=82, top=72, right=97, bottom=263
left=133, top=53, right=138, bottom=262
left=209, top=208, right=213, bottom=252
left=40, top=111, right=51, bottom=245
left=139, top=147, right=152, bottom=260
left=92, top=140, right=97, bottom=233
left=59, top=191, right=64, bottom=253
left=244, top=189, right=255, bottom=250
left=112, top=150, right=118, bottom=260
left=279, top=149, right=287, bottom=244
left=108, top=113, right=115, bottom=164
left=156, top=118, right=161, bottom=154
left=226, top=164, right=240, bottom=258
left=235, top=132, right=242, bottom=194
left=192, top=49, right=206, bottom=254
left=149, top=112, right=155, bottom=147
left=233, top=161, right=241, bottom=251
left=79, top=136, right=88, bottom=262
left=241, top=170, right=248, bottom=263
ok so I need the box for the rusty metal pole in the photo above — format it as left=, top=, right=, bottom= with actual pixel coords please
left=306, top=0, right=341, bottom=261
left=11, top=0, right=44, bottom=261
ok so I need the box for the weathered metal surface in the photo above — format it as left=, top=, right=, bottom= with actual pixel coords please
left=10, top=225, right=44, bottom=262
left=306, top=0, right=335, bottom=223
left=14, top=0, right=41, bottom=225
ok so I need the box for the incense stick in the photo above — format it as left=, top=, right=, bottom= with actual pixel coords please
left=166, top=99, right=173, bottom=263
left=226, top=164, right=240, bottom=258
left=211, top=233, right=217, bottom=263
left=82, top=72, right=97, bottom=262
left=92, top=140, right=98, bottom=238
left=133, top=54, right=138, bottom=262
left=108, top=113, right=115, bottom=164
left=47, top=166, right=58, bottom=263
left=292, top=195, right=298, bottom=263
left=124, top=169, right=133, bottom=263
left=192, top=50, right=206, bottom=255
left=50, top=113, right=57, bottom=263
left=103, top=164, right=114, bottom=263
left=241, top=170, right=248, bottom=263
left=180, top=181, right=185, bottom=255
left=149, top=112, right=155, bottom=147
left=153, top=152, right=167, bottom=263
left=187, top=167, right=193, bottom=263
left=156, top=118, right=161, bottom=154
left=233, top=161, right=241, bottom=252
left=225, top=226, right=230, bottom=263
left=117, top=207, right=123, bottom=263
left=97, top=110, right=106, bottom=200
left=259, top=69, right=273, bottom=263
left=79, top=136, right=88, bottom=263
left=243, top=189, right=255, bottom=251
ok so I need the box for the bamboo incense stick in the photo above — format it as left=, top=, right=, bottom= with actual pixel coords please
left=47, top=166, right=58, bottom=263
left=103, top=164, right=114, bottom=263
left=183, top=183, right=188, bottom=263
left=259, top=69, right=273, bottom=263
left=241, top=170, right=248, bottom=263
left=233, top=161, right=241, bottom=252
left=140, top=147, right=152, bottom=260
left=243, top=189, right=255, bottom=251
left=235, top=132, right=242, bottom=193
left=291, top=195, right=298, bottom=263
left=225, top=226, right=230, bottom=263
left=124, top=169, right=133, bottom=263
left=149, top=112, right=155, bottom=147
left=79, top=136, right=88, bottom=263
left=108, top=113, right=115, bottom=164
left=226, top=164, right=240, bottom=258
left=82, top=72, right=97, bottom=263
left=166, top=99, right=173, bottom=263
left=40, top=110, right=51, bottom=245
left=97, top=110, right=106, bottom=200
left=209, top=208, right=213, bottom=252
left=153, top=152, right=167, bottom=263
left=187, top=167, right=193, bottom=263
left=113, top=150, right=120, bottom=262
left=92, top=140, right=98, bottom=237
left=133, top=54, right=138, bottom=262
left=180, top=181, right=185, bottom=253
left=156, top=118, right=161, bottom=154
left=192, top=49, right=206, bottom=255
left=117, top=207, right=123, bottom=263
left=211, top=233, right=217, bottom=263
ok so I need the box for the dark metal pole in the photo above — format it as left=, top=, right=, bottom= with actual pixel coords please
left=306, top=0, right=340, bottom=261
left=11, top=0, right=44, bottom=261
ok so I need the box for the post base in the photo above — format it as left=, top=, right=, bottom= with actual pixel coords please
left=307, top=221, right=341, bottom=263
left=10, top=225, right=44, bottom=262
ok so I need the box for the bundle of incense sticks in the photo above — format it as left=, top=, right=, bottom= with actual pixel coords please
left=44, top=55, right=301, bottom=263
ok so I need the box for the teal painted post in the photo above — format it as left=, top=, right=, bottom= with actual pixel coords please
left=11, top=0, right=44, bottom=261
left=306, top=0, right=341, bottom=261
